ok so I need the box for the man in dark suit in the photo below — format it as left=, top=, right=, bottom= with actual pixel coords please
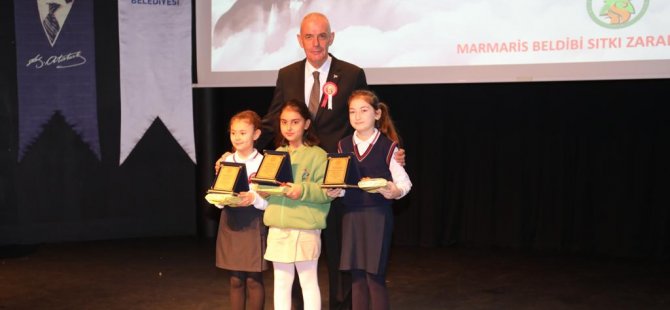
left=257, top=12, right=366, bottom=310
left=258, top=15, right=367, bottom=153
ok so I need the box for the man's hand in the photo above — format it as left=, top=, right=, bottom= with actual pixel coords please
left=394, top=148, right=406, bottom=166
left=214, top=152, right=233, bottom=174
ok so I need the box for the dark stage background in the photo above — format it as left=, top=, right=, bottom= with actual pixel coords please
left=2, top=1, right=669, bottom=259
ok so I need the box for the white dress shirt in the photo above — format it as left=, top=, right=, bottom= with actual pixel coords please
left=303, top=56, right=332, bottom=108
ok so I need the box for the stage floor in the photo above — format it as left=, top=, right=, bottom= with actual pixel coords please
left=2, top=236, right=668, bottom=309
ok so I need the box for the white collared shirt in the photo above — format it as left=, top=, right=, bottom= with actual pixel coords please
left=303, top=56, right=332, bottom=108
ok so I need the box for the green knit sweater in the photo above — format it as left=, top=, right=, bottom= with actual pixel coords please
left=262, top=144, right=332, bottom=229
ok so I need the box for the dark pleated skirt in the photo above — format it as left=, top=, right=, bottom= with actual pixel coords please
left=339, top=204, right=393, bottom=275
left=215, top=206, right=268, bottom=272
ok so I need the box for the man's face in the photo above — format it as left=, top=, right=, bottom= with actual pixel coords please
left=297, top=16, right=334, bottom=69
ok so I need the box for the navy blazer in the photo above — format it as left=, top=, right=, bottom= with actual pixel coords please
left=259, top=55, right=368, bottom=153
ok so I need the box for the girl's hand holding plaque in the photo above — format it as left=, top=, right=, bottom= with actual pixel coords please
left=283, top=182, right=302, bottom=200
left=376, top=181, right=402, bottom=199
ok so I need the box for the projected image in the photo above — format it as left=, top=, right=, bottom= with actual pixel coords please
left=212, top=0, right=666, bottom=69
left=210, top=0, right=423, bottom=71
left=200, top=0, right=669, bottom=85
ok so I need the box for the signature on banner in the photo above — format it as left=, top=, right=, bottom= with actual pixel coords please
left=26, top=51, right=87, bottom=69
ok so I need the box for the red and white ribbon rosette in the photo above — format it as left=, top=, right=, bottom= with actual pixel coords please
left=321, top=82, right=338, bottom=110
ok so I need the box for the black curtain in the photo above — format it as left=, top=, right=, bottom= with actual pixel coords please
left=193, top=79, right=670, bottom=258
left=2, top=0, right=668, bottom=259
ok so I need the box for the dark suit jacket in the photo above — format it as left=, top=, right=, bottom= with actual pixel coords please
left=259, top=55, right=368, bottom=153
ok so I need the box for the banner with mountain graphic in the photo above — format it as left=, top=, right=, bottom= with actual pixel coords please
left=118, top=0, right=194, bottom=164
left=14, top=0, right=99, bottom=161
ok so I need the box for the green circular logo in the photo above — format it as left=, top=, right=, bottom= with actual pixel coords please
left=587, top=0, right=650, bottom=29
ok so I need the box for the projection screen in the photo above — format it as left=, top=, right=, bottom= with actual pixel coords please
left=195, top=0, right=670, bottom=87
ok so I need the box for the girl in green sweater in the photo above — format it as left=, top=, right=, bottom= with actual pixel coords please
left=261, top=99, right=331, bottom=310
